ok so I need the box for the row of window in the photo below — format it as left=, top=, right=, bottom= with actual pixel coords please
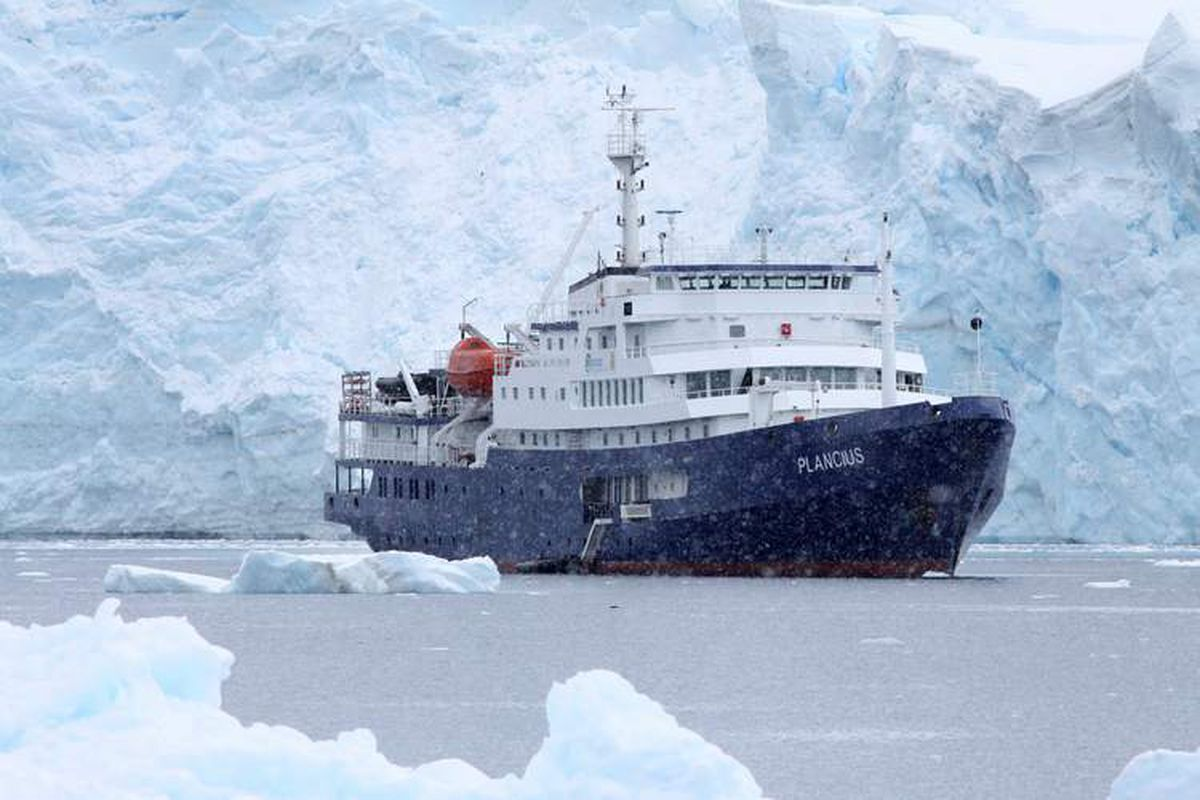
left=517, top=422, right=710, bottom=448
left=663, top=274, right=855, bottom=292
left=375, top=476, right=549, bottom=501
left=499, top=385, right=568, bottom=402
left=682, top=367, right=924, bottom=398
left=579, top=377, right=645, bottom=408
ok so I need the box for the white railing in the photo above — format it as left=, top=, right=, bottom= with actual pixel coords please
left=651, top=244, right=872, bottom=266
left=625, top=346, right=647, bottom=359
left=607, top=132, right=643, bottom=157
left=340, top=395, right=466, bottom=418
left=341, top=439, right=428, bottom=463
left=646, top=336, right=922, bottom=356
left=526, top=302, right=571, bottom=325
left=953, top=371, right=999, bottom=395
left=678, top=380, right=952, bottom=400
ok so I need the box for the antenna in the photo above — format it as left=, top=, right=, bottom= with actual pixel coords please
left=878, top=211, right=897, bottom=408
left=603, top=87, right=673, bottom=269
left=754, top=224, right=774, bottom=264
left=655, top=209, right=683, bottom=264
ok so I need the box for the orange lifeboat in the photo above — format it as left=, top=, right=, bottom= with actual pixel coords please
left=447, top=336, right=507, bottom=397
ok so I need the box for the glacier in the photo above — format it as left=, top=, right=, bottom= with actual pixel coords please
left=0, top=0, right=1197, bottom=542
left=0, top=600, right=764, bottom=799
left=103, top=548, right=501, bottom=593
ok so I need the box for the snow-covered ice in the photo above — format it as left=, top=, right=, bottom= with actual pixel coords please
left=15, top=571, right=50, bottom=578
left=1110, top=746, right=1200, bottom=799
left=104, top=549, right=500, bottom=594
left=0, top=600, right=763, bottom=799
left=103, top=564, right=232, bottom=593
left=1152, top=559, right=1200, bottom=568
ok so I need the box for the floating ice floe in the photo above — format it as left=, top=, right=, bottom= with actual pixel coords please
left=16, top=571, right=49, bottom=578
left=104, top=550, right=500, bottom=595
left=1110, top=746, right=1200, bottom=799
left=1085, top=579, right=1131, bottom=589
left=0, top=601, right=764, bottom=799
left=1152, top=559, right=1200, bottom=568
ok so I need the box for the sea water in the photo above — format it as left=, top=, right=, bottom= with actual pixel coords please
left=2, top=540, right=1198, bottom=800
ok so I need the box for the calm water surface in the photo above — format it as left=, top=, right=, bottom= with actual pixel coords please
left=2, top=540, right=1198, bottom=800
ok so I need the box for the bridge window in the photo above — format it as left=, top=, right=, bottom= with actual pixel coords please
left=741, top=275, right=762, bottom=289
left=686, top=371, right=707, bottom=398
left=540, top=387, right=546, bottom=400
left=679, top=276, right=696, bottom=290
left=718, top=275, right=738, bottom=290
left=830, top=275, right=841, bottom=289
left=697, top=275, right=715, bottom=290
left=729, top=324, right=745, bottom=338
left=655, top=275, right=674, bottom=290
left=833, top=367, right=857, bottom=387
left=811, top=367, right=833, bottom=385
left=842, top=276, right=853, bottom=290
left=528, top=387, right=534, bottom=400
left=709, top=370, right=732, bottom=396
left=764, top=275, right=783, bottom=289
left=785, top=275, right=805, bottom=289
left=809, top=275, right=829, bottom=290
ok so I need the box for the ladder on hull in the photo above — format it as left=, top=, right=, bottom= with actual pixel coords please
left=580, top=517, right=614, bottom=567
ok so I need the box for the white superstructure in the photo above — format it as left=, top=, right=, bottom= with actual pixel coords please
left=340, top=90, right=950, bottom=467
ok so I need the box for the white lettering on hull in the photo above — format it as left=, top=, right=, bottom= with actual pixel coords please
left=797, top=446, right=866, bottom=475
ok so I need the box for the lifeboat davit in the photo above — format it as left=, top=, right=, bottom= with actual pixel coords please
left=447, top=336, right=506, bottom=397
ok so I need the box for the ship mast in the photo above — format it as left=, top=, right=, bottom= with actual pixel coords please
left=879, top=211, right=898, bottom=407
left=604, top=87, right=669, bottom=269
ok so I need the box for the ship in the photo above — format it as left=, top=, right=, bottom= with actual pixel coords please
left=324, top=89, right=1015, bottom=577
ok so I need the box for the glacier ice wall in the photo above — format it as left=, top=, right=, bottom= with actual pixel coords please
left=739, top=2, right=1200, bottom=540
left=0, top=0, right=1196, bottom=541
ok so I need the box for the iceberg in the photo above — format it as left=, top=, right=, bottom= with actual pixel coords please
left=103, top=564, right=230, bottom=593
left=0, top=1, right=1196, bottom=543
left=0, top=601, right=764, bottom=799
left=104, top=549, right=501, bottom=594
left=1110, top=746, right=1200, bottom=799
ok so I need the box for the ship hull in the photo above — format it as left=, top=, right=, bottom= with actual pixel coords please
left=325, top=397, right=1014, bottom=577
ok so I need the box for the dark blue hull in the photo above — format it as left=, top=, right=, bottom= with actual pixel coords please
left=325, top=397, right=1014, bottom=576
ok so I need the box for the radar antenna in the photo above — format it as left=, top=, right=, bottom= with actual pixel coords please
left=603, top=86, right=672, bottom=269
left=655, top=209, right=683, bottom=264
